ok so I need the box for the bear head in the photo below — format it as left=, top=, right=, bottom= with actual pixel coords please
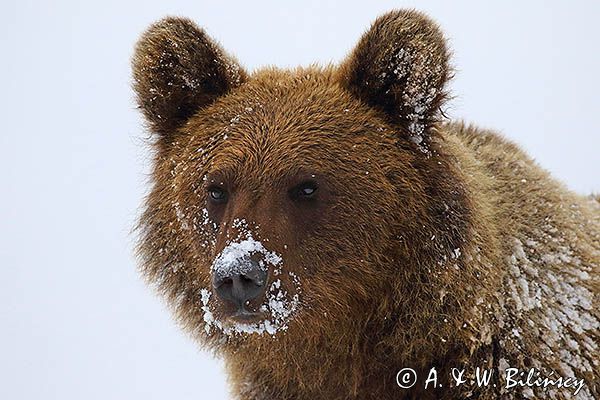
left=132, top=10, right=485, bottom=390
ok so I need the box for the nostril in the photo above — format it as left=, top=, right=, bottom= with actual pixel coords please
left=240, top=274, right=258, bottom=286
left=214, top=276, right=233, bottom=289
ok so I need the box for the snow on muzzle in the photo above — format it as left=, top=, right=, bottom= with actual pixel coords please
left=200, top=234, right=301, bottom=336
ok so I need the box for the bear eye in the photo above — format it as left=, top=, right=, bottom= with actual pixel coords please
left=207, top=186, right=228, bottom=204
left=290, top=181, right=318, bottom=200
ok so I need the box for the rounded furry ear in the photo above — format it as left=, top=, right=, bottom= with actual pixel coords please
left=132, top=17, right=247, bottom=138
left=338, top=10, right=451, bottom=147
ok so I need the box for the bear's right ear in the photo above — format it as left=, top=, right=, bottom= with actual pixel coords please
left=338, top=10, right=451, bottom=147
left=132, top=17, right=247, bottom=138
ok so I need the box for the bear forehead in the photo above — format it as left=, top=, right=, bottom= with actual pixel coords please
left=182, top=67, right=400, bottom=179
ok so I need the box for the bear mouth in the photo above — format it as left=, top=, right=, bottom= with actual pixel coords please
left=200, top=284, right=300, bottom=336
left=228, top=309, right=267, bottom=323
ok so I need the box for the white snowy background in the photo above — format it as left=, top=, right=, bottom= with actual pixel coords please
left=1, top=1, right=598, bottom=399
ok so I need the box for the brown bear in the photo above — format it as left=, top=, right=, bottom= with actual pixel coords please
left=131, top=9, right=599, bottom=400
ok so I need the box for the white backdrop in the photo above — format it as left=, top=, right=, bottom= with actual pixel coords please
left=1, top=1, right=598, bottom=399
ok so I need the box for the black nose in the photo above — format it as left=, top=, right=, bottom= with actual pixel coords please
left=212, top=259, right=268, bottom=308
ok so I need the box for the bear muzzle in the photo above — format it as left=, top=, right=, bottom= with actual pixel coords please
left=212, top=257, right=268, bottom=315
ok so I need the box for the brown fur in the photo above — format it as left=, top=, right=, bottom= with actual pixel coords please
left=132, top=10, right=599, bottom=400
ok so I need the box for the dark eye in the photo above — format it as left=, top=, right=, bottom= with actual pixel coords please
left=290, top=181, right=318, bottom=200
left=207, top=186, right=228, bottom=204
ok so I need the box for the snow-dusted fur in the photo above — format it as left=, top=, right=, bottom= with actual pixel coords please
left=132, top=10, right=599, bottom=400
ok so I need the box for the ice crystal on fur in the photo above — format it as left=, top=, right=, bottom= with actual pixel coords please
left=212, top=235, right=282, bottom=277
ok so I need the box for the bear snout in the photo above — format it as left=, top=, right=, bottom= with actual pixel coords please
left=212, top=257, right=268, bottom=311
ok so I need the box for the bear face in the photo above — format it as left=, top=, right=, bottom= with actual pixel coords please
left=179, top=73, right=406, bottom=335
left=137, top=68, right=425, bottom=336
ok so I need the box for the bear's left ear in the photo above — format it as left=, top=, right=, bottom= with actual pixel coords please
left=132, top=17, right=247, bottom=139
left=338, top=10, right=451, bottom=146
